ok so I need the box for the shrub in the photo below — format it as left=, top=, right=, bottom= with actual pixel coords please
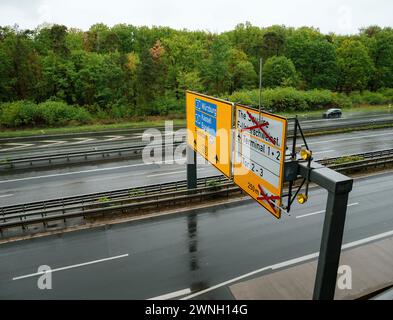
left=378, top=88, right=393, bottom=103
left=263, top=87, right=308, bottom=112
left=109, top=103, right=135, bottom=119
left=0, top=101, right=40, bottom=127
left=228, top=88, right=355, bottom=112
left=0, top=100, right=92, bottom=127
left=263, top=56, right=298, bottom=88
left=148, top=95, right=185, bottom=116
left=349, top=91, right=389, bottom=105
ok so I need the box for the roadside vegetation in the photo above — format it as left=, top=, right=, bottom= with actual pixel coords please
left=0, top=23, right=393, bottom=133
left=333, top=155, right=365, bottom=165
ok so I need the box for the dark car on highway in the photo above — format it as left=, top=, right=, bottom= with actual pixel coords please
left=323, top=108, right=342, bottom=119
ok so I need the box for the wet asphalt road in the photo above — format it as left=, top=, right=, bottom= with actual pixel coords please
left=0, top=171, right=392, bottom=299
left=1, top=112, right=393, bottom=158
left=1, top=127, right=393, bottom=206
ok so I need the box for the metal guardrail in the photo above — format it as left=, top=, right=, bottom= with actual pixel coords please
left=0, top=175, right=227, bottom=216
left=1, top=149, right=393, bottom=233
left=0, top=141, right=184, bottom=169
left=2, top=117, right=393, bottom=170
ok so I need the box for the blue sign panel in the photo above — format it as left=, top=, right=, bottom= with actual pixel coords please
left=195, top=99, right=217, bottom=118
left=195, top=99, right=217, bottom=137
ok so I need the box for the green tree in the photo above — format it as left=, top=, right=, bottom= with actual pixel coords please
left=225, top=22, right=264, bottom=68
left=2, top=29, right=42, bottom=100
left=361, top=27, right=393, bottom=89
left=49, top=25, right=70, bottom=57
left=201, top=35, right=232, bottom=94
left=178, top=70, right=204, bottom=92
left=228, top=49, right=257, bottom=92
left=263, top=56, right=298, bottom=88
left=0, top=43, right=13, bottom=101
left=161, top=33, right=205, bottom=99
left=285, top=28, right=338, bottom=89
left=337, top=39, right=374, bottom=92
left=41, top=52, right=76, bottom=103
left=262, top=26, right=286, bottom=60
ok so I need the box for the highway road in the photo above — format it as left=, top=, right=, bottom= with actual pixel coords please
left=1, top=112, right=393, bottom=158
left=1, top=128, right=393, bottom=206
left=1, top=170, right=393, bottom=299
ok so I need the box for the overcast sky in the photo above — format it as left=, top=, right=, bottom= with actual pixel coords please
left=0, top=0, right=392, bottom=34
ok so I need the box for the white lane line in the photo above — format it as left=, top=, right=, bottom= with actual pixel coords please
left=70, top=138, right=96, bottom=145
left=181, top=228, right=393, bottom=300
left=0, top=158, right=185, bottom=184
left=296, top=202, right=359, bottom=219
left=0, top=194, right=14, bottom=198
left=38, top=140, right=68, bottom=148
left=12, top=253, right=129, bottom=281
left=148, top=288, right=192, bottom=300
left=147, top=168, right=205, bottom=178
left=1, top=143, right=34, bottom=151
left=148, top=170, right=186, bottom=178
left=309, top=131, right=393, bottom=145
left=312, top=150, right=335, bottom=155
left=103, top=135, right=124, bottom=142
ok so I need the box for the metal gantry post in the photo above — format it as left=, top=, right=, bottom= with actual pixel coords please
left=296, top=161, right=353, bottom=300
left=313, top=188, right=352, bottom=299
left=187, top=145, right=197, bottom=190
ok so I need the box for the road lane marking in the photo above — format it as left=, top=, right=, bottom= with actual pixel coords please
left=0, top=158, right=186, bottom=184
left=103, top=135, right=124, bottom=142
left=70, top=138, right=96, bottom=145
left=299, top=114, right=393, bottom=124
left=0, top=194, right=13, bottom=198
left=296, top=202, right=359, bottom=219
left=148, top=170, right=187, bottom=178
left=181, top=228, right=393, bottom=300
left=147, top=168, right=205, bottom=178
left=38, top=140, right=68, bottom=148
left=308, top=131, right=393, bottom=145
left=148, top=288, right=191, bottom=300
left=312, top=150, right=335, bottom=155
left=1, top=143, right=35, bottom=151
left=12, top=254, right=129, bottom=281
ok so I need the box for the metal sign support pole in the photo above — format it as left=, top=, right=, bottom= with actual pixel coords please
left=187, top=145, right=197, bottom=190
left=287, top=161, right=353, bottom=300
left=313, top=189, right=351, bottom=299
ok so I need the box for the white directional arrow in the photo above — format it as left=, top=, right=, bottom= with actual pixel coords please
left=38, top=140, right=68, bottom=148
left=1, top=143, right=35, bottom=152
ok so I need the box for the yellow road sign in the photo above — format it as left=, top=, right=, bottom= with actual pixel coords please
left=233, top=105, right=288, bottom=219
left=186, top=91, right=233, bottom=178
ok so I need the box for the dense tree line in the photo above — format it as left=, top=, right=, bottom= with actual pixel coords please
left=0, top=22, right=393, bottom=119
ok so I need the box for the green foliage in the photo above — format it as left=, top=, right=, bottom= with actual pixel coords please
left=228, top=88, right=353, bottom=112
left=0, top=100, right=92, bottom=127
left=0, top=23, right=392, bottom=128
left=0, top=101, right=40, bottom=127
left=337, top=40, right=374, bottom=92
left=349, top=90, right=393, bottom=105
left=333, top=155, right=364, bottom=165
left=263, top=56, right=298, bottom=88
left=38, top=100, right=91, bottom=126
left=285, top=29, right=338, bottom=90
left=148, top=94, right=185, bottom=116
left=201, top=35, right=232, bottom=95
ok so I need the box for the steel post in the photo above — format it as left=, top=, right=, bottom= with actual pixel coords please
left=187, top=145, right=197, bottom=190
left=297, top=161, right=353, bottom=300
